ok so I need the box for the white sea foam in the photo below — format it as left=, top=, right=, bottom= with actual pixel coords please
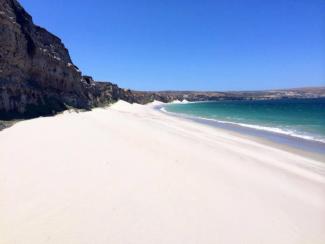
left=170, top=99, right=190, bottom=104
left=160, top=107, right=325, bottom=144
left=160, top=107, right=168, bottom=113
left=205, top=118, right=325, bottom=144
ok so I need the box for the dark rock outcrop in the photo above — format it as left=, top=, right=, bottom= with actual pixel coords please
left=0, top=0, right=134, bottom=120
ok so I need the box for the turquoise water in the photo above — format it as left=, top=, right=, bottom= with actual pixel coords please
left=163, top=98, right=325, bottom=143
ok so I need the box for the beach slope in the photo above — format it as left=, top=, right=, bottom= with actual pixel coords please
left=0, top=101, right=324, bottom=244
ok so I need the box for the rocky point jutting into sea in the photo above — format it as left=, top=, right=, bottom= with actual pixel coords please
left=1, top=0, right=324, bottom=122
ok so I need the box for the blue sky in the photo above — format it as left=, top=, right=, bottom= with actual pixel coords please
left=21, top=0, right=324, bottom=91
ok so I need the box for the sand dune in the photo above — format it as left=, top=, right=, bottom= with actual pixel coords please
left=0, top=101, right=324, bottom=244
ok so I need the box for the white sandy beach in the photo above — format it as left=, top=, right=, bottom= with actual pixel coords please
left=0, top=100, right=325, bottom=244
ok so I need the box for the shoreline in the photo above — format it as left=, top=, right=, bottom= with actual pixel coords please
left=158, top=102, right=325, bottom=162
left=1, top=100, right=325, bottom=243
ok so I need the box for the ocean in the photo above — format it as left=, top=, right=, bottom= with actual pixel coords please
left=162, top=98, right=325, bottom=153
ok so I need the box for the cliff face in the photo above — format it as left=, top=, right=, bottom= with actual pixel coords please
left=1, top=0, right=84, bottom=117
left=0, top=0, right=82, bottom=90
left=0, top=0, right=135, bottom=119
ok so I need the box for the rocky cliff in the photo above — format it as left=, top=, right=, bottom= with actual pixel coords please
left=0, top=0, right=136, bottom=120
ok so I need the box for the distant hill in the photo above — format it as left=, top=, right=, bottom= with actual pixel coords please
left=131, top=87, right=325, bottom=103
